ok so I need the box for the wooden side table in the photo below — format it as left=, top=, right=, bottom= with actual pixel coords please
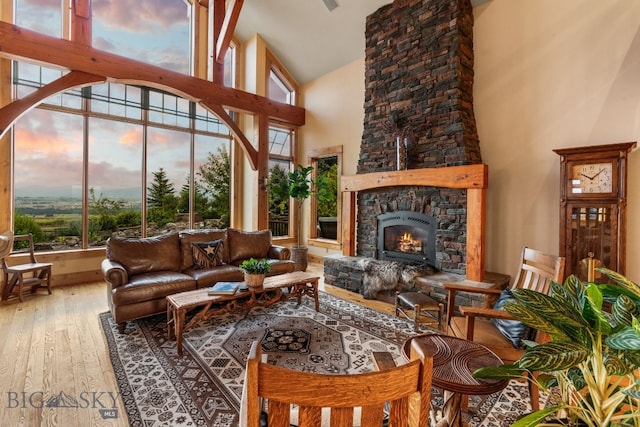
left=402, top=334, right=508, bottom=427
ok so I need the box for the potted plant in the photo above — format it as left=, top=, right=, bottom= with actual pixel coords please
left=474, top=267, right=640, bottom=427
left=239, top=258, right=271, bottom=288
left=287, top=165, right=313, bottom=271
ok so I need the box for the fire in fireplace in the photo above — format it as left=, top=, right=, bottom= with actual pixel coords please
left=377, top=211, right=437, bottom=268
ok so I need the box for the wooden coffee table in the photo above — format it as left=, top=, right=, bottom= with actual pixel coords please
left=167, top=271, right=320, bottom=355
left=402, top=334, right=508, bottom=427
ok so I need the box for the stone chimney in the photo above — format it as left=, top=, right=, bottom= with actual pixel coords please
left=356, top=0, right=481, bottom=275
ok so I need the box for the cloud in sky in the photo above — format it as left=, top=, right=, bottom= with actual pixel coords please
left=14, top=110, right=82, bottom=157
left=92, top=0, right=189, bottom=33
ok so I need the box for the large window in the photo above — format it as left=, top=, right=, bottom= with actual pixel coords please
left=15, top=0, right=62, bottom=38
left=92, top=0, right=191, bottom=75
left=266, top=54, right=297, bottom=239
left=12, top=63, right=233, bottom=251
left=13, top=110, right=84, bottom=246
left=268, top=126, right=293, bottom=237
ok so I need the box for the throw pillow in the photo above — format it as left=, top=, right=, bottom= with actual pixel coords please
left=192, top=240, right=224, bottom=269
left=491, top=288, right=533, bottom=349
left=227, top=228, right=272, bottom=264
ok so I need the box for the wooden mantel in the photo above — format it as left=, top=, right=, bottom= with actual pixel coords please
left=340, top=164, right=488, bottom=282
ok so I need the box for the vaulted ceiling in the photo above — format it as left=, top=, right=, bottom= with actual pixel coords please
left=233, top=0, right=489, bottom=85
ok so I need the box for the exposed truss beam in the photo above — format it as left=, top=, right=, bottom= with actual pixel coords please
left=215, top=0, right=243, bottom=64
left=0, top=71, right=105, bottom=138
left=0, top=22, right=305, bottom=125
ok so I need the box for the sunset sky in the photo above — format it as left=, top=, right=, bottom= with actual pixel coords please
left=12, top=0, right=229, bottom=199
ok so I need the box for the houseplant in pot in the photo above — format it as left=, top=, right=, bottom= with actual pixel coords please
left=240, top=258, right=271, bottom=288
left=473, top=267, right=640, bottom=427
left=287, top=164, right=331, bottom=271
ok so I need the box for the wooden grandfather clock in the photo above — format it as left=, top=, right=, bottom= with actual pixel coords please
left=553, top=142, right=636, bottom=281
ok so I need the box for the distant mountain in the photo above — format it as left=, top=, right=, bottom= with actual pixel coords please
left=15, top=186, right=142, bottom=200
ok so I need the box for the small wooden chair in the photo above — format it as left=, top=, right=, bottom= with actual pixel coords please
left=395, top=290, right=445, bottom=331
left=241, top=339, right=434, bottom=427
left=1, top=232, right=53, bottom=302
left=444, top=246, right=565, bottom=411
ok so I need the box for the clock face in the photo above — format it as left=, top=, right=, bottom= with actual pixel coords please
left=571, top=162, right=613, bottom=194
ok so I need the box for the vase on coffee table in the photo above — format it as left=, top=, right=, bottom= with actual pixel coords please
left=244, top=272, right=265, bottom=288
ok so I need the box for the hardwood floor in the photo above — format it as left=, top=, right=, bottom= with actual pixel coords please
left=0, top=262, right=395, bottom=426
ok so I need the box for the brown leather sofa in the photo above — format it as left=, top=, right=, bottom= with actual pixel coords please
left=102, top=228, right=294, bottom=332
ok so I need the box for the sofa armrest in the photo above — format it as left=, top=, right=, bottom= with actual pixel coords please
left=268, top=245, right=291, bottom=261
left=101, top=258, right=128, bottom=289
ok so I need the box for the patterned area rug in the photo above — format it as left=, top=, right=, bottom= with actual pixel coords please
left=99, top=291, right=540, bottom=426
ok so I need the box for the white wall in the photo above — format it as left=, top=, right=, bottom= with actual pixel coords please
left=300, top=59, right=366, bottom=260
left=299, top=0, right=640, bottom=282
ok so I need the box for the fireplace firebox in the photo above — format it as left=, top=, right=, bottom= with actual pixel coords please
left=377, top=211, right=437, bottom=268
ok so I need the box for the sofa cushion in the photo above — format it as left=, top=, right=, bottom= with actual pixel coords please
left=111, top=271, right=197, bottom=305
left=227, top=228, right=272, bottom=264
left=186, top=264, right=245, bottom=288
left=192, top=240, right=224, bottom=269
left=179, top=229, right=228, bottom=270
left=107, top=233, right=181, bottom=276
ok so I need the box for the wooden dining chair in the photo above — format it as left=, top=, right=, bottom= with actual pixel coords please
left=1, top=232, right=53, bottom=302
left=241, top=339, right=434, bottom=427
left=443, top=246, right=565, bottom=411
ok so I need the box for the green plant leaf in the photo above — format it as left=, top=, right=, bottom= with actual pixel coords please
left=598, top=267, right=640, bottom=300
left=472, top=365, right=525, bottom=380
left=508, top=288, right=590, bottom=344
left=622, top=350, right=640, bottom=368
left=510, top=406, right=566, bottom=427
left=599, top=284, right=640, bottom=307
left=552, top=276, right=581, bottom=307
left=565, top=367, right=587, bottom=390
left=607, top=327, right=640, bottom=351
left=536, top=373, right=558, bottom=389
left=605, top=354, right=631, bottom=376
left=612, top=294, right=638, bottom=327
left=504, top=301, right=569, bottom=339
left=518, top=342, right=589, bottom=371
left=582, top=284, right=612, bottom=335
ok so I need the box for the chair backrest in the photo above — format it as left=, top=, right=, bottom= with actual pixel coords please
left=241, top=339, right=433, bottom=427
left=511, top=246, right=565, bottom=294
left=0, top=230, right=15, bottom=260
left=2, top=233, right=40, bottom=267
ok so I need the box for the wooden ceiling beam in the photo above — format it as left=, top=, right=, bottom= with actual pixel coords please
left=203, top=101, right=258, bottom=169
left=71, top=0, right=92, bottom=45
left=215, top=0, right=243, bottom=64
left=0, top=71, right=105, bottom=138
left=0, top=22, right=305, bottom=126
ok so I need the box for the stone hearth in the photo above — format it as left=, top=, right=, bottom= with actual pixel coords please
left=324, top=255, right=508, bottom=310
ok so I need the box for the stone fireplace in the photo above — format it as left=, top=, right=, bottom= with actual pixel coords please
left=323, top=0, right=508, bottom=302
